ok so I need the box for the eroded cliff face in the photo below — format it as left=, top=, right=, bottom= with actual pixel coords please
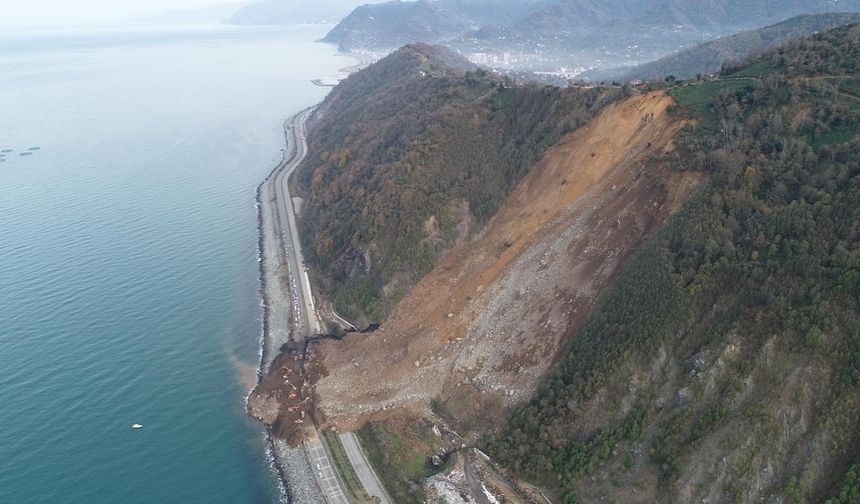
left=295, top=44, right=618, bottom=326
left=308, top=91, right=699, bottom=431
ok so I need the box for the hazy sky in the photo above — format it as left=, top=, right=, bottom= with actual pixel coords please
left=0, top=0, right=234, bottom=27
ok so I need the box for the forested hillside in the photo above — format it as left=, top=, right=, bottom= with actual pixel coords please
left=584, top=13, right=860, bottom=82
left=490, top=22, right=860, bottom=503
left=295, top=44, right=620, bottom=324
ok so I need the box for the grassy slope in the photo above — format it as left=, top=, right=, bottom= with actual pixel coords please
left=355, top=419, right=446, bottom=504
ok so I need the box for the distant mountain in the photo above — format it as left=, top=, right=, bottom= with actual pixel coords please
left=138, top=2, right=248, bottom=24
left=322, top=1, right=469, bottom=49
left=325, top=0, right=860, bottom=70
left=505, top=0, right=860, bottom=38
left=584, top=12, right=860, bottom=82
left=322, top=0, right=547, bottom=50
left=639, top=0, right=860, bottom=30
left=226, top=0, right=381, bottom=25
left=468, top=0, right=860, bottom=51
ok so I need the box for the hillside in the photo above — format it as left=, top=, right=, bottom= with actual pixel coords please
left=500, top=0, right=860, bottom=44
left=294, top=43, right=621, bottom=324
left=255, top=63, right=693, bottom=501
left=321, top=1, right=469, bottom=50
left=325, top=0, right=860, bottom=72
left=250, top=20, right=860, bottom=504
left=321, top=0, right=545, bottom=51
left=584, top=13, right=860, bottom=82
left=311, top=89, right=696, bottom=427
left=489, top=21, right=860, bottom=503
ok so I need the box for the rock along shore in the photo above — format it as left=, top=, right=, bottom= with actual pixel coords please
left=253, top=114, right=325, bottom=504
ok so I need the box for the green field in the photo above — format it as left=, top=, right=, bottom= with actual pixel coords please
left=670, top=79, right=755, bottom=129
left=809, top=123, right=860, bottom=148
left=728, top=60, right=778, bottom=79
left=356, top=424, right=423, bottom=504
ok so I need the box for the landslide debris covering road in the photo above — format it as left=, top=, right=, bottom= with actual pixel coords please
left=254, top=110, right=327, bottom=503
left=254, top=111, right=325, bottom=504
left=252, top=109, right=388, bottom=504
left=312, top=91, right=701, bottom=431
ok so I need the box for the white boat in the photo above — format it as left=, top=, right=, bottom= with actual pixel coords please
left=131, top=423, right=143, bottom=429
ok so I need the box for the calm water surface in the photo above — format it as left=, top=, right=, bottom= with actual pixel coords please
left=0, top=24, right=346, bottom=503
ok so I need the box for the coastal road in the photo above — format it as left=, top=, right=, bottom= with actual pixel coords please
left=306, top=435, right=350, bottom=504
left=339, top=432, right=392, bottom=504
left=273, top=107, right=320, bottom=340
left=270, top=108, right=348, bottom=503
left=271, top=109, right=389, bottom=504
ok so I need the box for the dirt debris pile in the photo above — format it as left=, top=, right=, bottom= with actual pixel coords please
left=248, top=345, right=326, bottom=447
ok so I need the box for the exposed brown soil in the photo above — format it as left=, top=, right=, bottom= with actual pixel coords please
left=248, top=343, right=327, bottom=447
left=308, top=91, right=700, bottom=433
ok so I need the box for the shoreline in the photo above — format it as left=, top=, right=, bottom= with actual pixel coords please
left=337, top=49, right=379, bottom=75
left=253, top=127, right=290, bottom=503
left=253, top=112, right=325, bottom=504
left=254, top=117, right=293, bottom=377
left=251, top=50, right=376, bottom=503
left=312, top=51, right=375, bottom=88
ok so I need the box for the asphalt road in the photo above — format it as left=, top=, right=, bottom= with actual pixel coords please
left=306, top=436, right=350, bottom=504
left=271, top=109, right=347, bottom=503
left=339, top=432, right=393, bottom=504
left=272, top=108, right=319, bottom=340
left=271, top=109, right=389, bottom=504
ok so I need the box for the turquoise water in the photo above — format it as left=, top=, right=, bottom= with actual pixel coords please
left=0, top=24, right=345, bottom=503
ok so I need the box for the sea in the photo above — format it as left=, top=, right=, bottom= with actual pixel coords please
left=0, top=24, right=347, bottom=503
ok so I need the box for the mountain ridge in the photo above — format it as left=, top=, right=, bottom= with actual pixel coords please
left=583, top=12, right=860, bottom=82
left=321, top=0, right=546, bottom=50
left=325, top=0, right=860, bottom=72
